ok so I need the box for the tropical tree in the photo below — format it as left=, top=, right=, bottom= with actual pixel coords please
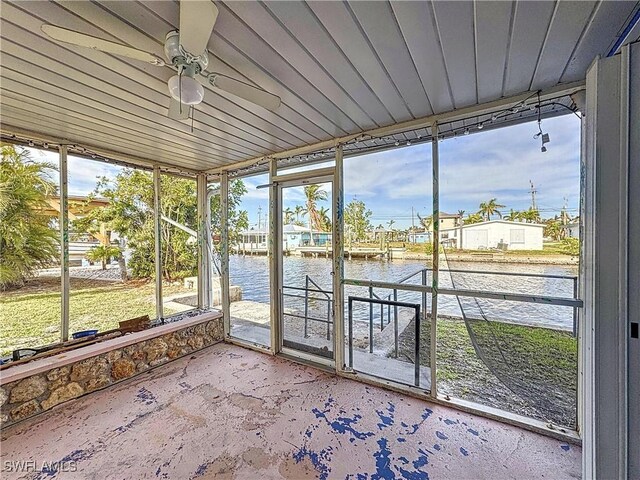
left=303, top=184, right=328, bottom=239
left=284, top=207, right=294, bottom=225
left=387, top=219, right=396, bottom=241
left=416, top=212, right=433, bottom=231
left=75, top=170, right=247, bottom=281
left=345, top=199, right=373, bottom=242
left=317, top=206, right=331, bottom=232
left=544, top=218, right=565, bottom=241
left=294, top=205, right=304, bottom=223
left=521, top=207, right=541, bottom=223
left=463, top=213, right=484, bottom=225
left=86, top=244, right=121, bottom=270
left=0, top=145, right=59, bottom=289
left=505, top=209, right=522, bottom=222
left=478, top=198, right=505, bottom=221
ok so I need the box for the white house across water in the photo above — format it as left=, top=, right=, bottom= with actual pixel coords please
left=451, top=220, right=545, bottom=250
left=411, top=220, right=545, bottom=250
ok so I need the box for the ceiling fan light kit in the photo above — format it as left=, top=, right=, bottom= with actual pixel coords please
left=168, top=74, right=205, bottom=105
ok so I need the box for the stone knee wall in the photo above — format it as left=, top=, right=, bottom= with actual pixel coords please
left=1, top=317, right=223, bottom=429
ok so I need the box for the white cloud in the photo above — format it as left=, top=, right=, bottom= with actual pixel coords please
left=344, top=115, right=580, bottom=215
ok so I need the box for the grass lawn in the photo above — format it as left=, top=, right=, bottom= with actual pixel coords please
left=0, top=277, right=191, bottom=357
left=359, top=241, right=574, bottom=256
left=396, top=316, right=577, bottom=429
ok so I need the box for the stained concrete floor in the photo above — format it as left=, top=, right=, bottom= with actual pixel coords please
left=1, top=343, right=580, bottom=479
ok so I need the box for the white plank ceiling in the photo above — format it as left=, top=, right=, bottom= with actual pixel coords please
left=1, top=0, right=638, bottom=171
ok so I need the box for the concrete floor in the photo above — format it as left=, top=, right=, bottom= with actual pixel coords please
left=1, top=343, right=580, bottom=479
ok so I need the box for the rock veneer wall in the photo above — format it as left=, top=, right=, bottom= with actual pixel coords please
left=1, top=316, right=223, bottom=429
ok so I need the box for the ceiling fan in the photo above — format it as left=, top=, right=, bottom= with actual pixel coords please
left=40, top=0, right=281, bottom=122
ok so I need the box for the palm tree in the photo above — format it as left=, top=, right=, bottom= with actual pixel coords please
left=303, top=184, right=328, bottom=231
left=86, top=244, right=122, bottom=270
left=521, top=207, right=541, bottom=223
left=478, top=198, right=505, bottom=221
left=284, top=207, right=294, bottom=225
left=0, top=145, right=59, bottom=290
left=387, top=219, right=396, bottom=241
left=294, top=205, right=304, bottom=223
left=318, top=206, right=331, bottom=232
left=463, top=213, right=484, bottom=225
left=416, top=212, right=433, bottom=230
left=505, top=209, right=522, bottom=222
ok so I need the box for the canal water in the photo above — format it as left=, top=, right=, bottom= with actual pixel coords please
left=229, top=255, right=579, bottom=331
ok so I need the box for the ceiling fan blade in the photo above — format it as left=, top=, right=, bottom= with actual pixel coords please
left=168, top=99, right=191, bottom=121
left=41, top=25, right=164, bottom=66
left=179, top=0, right=218, bottom=56
left=211, top=74, right=281, bottom=111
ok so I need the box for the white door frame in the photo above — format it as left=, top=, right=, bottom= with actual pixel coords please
left=272, top=167, right=336, bottom=368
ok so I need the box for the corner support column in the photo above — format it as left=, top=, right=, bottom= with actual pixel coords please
left=220, top=171, right=231, bottom=337
left=59, top=145, right=69, bottom=342
left=153, top=166, right=163, bottom=322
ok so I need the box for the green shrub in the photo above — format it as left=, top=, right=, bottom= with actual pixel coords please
left=0, top=145, right=59, bottom=290
left=559, top=237, right=580, bottom=256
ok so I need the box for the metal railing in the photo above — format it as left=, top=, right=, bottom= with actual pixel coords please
left=348, top=296, right=421, bottom=386
left=282, top=275, right=333, bottom=340
left=346, top=266, right=581, bottom=365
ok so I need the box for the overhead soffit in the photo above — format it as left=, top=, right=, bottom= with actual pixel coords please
left=0, top=1, right=638, bottom=172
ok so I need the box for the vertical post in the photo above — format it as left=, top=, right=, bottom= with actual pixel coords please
left=153, top=167, right=163, bottom=323
left=430, top=122, right=439, bottom=397
left=421, top=269, right=427, bottom=319
left=220, top=171, right=230, bottom=337
left=326, top=298, right=331, bottom=341
left=59, top=145, right=70, bottom=342
left=369, top=285, right=374, bottom=353
left=333, top=145, right=345, bottom=370
left=415, top=305, right=421, bottom=387
left=573, top=277, right=578, bottom=338
left=304, top=275, right=310, bottom=338
left=196, top=173, right=210, bottom=310
left=394, top=289, right=399, bottom=358
left=348, top=297, right=353, bottom=369
left=269, top=158, right=280, bottom=352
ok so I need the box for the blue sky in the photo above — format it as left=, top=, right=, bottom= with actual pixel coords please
left=240, top=114, right=580, bottom=229
left=30, top=113, right=580, bottom=230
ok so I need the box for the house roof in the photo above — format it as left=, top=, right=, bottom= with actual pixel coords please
left=441, top=220, right=546, bottom=232
left=1, top=1, right=637, bottom=173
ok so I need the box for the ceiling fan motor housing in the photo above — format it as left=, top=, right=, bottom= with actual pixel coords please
left=164, top=30, right=208, bottom=74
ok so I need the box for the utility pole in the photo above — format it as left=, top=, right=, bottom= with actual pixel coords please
left=529, top=180, right=537, bottom=210
left=562, top=197, right=569, bottom=225
left=257, top=205, right=262, bottom=231
left=411, top=206, right=415, bottom=243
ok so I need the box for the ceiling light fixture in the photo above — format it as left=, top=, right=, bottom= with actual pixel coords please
left=168, top=74, right=204, bottom=105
